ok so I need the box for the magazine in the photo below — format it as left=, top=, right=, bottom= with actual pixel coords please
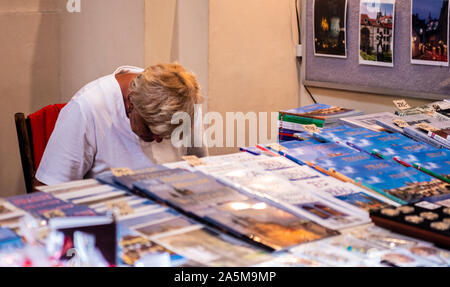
left=338, top=112, right=395, bottom=131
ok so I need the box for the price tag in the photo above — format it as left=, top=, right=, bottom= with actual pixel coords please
left=106, top=200, right=134, bottom=216
left=110, top=167, right=134, bottom=177
left=182, top=155, right=206, bottom=166
left=415, top=123, right=439, bottom=132
left=393, top=119, right=409, bottom=128
left=393, top=99, right=412, bottom=111
left=302, top=124, right=320, bottom=133
left=266, top=143, right=287, bottom=152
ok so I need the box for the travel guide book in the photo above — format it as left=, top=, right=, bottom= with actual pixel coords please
left=292, top=107, right=364, bottom=124
left=394, top=150, right=450, bottom=182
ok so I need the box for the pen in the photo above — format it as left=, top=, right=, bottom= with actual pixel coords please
left=393, top=156, right=412, bottom=167
left=370, top=150, right=386, bottom=159
left=279, top=151, right=304, bottom=166
left=256, top=144, right=280, bottom=157
left=412, top=163, right=450, bottom=184
left=239, top=147, right=260, bottom=156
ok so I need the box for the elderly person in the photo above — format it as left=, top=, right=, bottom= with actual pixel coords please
left=36, top=63, right=206, bottom=185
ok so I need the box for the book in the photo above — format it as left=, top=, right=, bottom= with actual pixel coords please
left=279, top=114, right=324, bottom=126
left=350, top=162, right=449, bottom=204
left=153, top=227, right=273, bottom=267
left=403, top=119, right=450, bottom=149
left=279, top=142, right=356, bottom=165
left=111, top=166, right=171, bottom=190
left=376, top=113, right=450, bottom=136
left=428, top=128, right=450, bottom=146
left=338, top=112, right=395, bottom=132
left=280, top=103, right=332, bottom=116
left=279, top=121, right=323, bottom=132
left=212, top=167, right=370, bottom=230
left=394, top=150, right=450, bottom=183
left=0, top=200, right=25, bottom=222
left=0, top=227, right=23, bottom=250
left=347, top=133, right=418, bottom=155
left=293, top=107, right=364, bottom=124
left=308, top=181, right=399, bottom=212
left=204, top=199, right=339, bottom=251
left=7, top=192, right=99, bottom=220
left=280, top=104, right=364, bottom=124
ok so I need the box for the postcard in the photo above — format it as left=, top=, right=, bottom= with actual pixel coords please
left=154, top=227, right=272, bottom=267
left=359, top=0, right=396, bottom=67
left=135, top=216, right=197, bottom=238
left=205, top=199, right=339, bottom=251
left=314, top=0, right=348, bottom=58
left=411, top=0, right=449, bottom=66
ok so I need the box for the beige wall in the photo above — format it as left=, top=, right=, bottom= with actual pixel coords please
left=60, top=0, right=145, bottom=101
left=208, top=0, right=300, bottom=154
left=145, top=0, right=209, bottom=111
left=0, top=0, right=61, bottom=197
left=1, top=0, right=145, bottom=197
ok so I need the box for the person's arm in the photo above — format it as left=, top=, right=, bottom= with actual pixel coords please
left=186, top=105, right=209, bottom=158
left=32, top=178, right=46, bottom=192
left=35, top=101, right=96, bottom=185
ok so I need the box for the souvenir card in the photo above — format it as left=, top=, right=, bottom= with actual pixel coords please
left=153, top=227, right=273, bottom=267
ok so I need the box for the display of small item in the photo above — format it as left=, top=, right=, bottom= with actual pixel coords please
left=411, top=0, right=449, bottom=66
left=313, top=0, right=348, bottom=58
left=359, top=0, right=396, bottom=67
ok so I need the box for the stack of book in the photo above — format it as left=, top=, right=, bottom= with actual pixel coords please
left=37, top=177, right=271, bottom=267
left=376, top=114, right=450, bottom=149
left=278, top=103, right=363, bottom=141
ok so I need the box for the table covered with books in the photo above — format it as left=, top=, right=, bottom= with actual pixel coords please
left=1, top=101, right=450, bottom=267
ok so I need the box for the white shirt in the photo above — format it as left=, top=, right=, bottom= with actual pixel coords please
left=36, top=66, right=193, bottom=185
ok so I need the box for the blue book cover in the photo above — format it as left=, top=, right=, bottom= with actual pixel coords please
left=396, top=150, right=450, bottom=177
left=281, top=103, right=331, bottom=115
left=372, top=142, right=438, bottom=158
left=347, top=133, right=416, bottom=154
left=0, top=227, right=23, bottom=250
left=282, top=143, right=355, bottom=164
left=352, top=164, right=447, bottom=204
left=317, top=126, right=379, bottom=143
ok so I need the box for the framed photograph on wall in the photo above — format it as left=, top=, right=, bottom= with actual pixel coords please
left=359, top=0, right=396, bottom=67
left=411, top=0, right=449, bottom=66
left=313, top=0, right=348, bottom=58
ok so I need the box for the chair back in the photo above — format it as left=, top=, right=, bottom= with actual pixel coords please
left=15, top=104, right=66, bottom=193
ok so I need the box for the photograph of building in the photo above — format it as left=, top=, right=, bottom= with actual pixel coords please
left=359, top=0, right=395, bottom=67
left=314, top=0, right=347, bottom=58
left=411, top=0, right=449, bottom=66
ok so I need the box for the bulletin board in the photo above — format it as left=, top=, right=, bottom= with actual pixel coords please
left=301, top=0, right=450, bottom=100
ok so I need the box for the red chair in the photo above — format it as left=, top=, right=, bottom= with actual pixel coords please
left=15, top=104, right=66, bottom=193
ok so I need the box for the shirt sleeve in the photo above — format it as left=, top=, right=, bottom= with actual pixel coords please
left=35, top=100, right=96, bottom=185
